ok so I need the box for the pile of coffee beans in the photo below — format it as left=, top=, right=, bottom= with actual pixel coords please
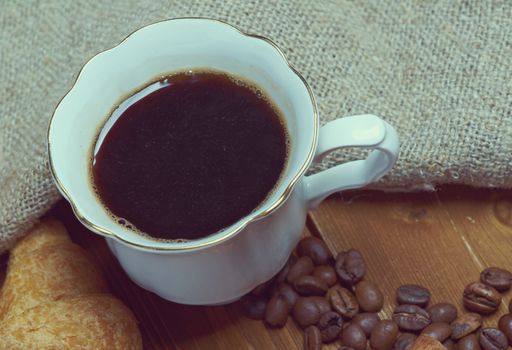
left=240, top=236, right=512, bottom=350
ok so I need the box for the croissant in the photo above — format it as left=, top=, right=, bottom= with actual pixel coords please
left=0, top=219, right=142, bottom=349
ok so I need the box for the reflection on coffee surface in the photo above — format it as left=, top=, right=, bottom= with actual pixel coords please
left=92, top=70, right=288, bottom=241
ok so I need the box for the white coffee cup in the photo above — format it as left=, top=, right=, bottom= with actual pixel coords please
left=48, top=18, right=399, bottom=305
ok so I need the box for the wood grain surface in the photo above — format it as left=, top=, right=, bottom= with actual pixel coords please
left=410, top=335, right=445, bottom=350
left=308, top=187, right=512, bottom=330
left=2, top=186, right=512, bottom=349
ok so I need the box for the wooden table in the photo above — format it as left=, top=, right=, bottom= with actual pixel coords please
left=21, top=187, right=512, bottom=349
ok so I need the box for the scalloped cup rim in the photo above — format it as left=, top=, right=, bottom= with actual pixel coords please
left=48, top=18, right=318, bottom=252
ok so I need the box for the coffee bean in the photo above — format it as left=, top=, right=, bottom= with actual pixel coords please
left=293, top=297, right=330, bottom=328
left=463, top=282, right=501, bottom=315
left=396, top=284, right=430, bottom=307
left=276, top=255, right=297, bottom=283
left=509, top=299, right=512, bottom=313
left=267, top=282, right=279, bottom=298
left=355, top=281, right=384, bottom=312
left=352, top=313, right=380, bottom=336
left=480, top=267, right=512, bottom=291
left=251, top=278, right=273, bottom=297
left=242, top=243, right=512, bottom=350
left=442, top=339, right=455, bottom=350
left=287, top=256, right=314, bottom=283
left=304, top=325, right=322, bottom=350
left=293, top=297, right=322, bottom=328
left=427, top=302, right=458, bottom=323
left=335, top=249, right=365, bottom=286
left=370, top=320, right=399, bottom=350
left=264, top=295, right=289, bottom=327
left=393, top=333, right=417, bottom=350
left=312, top=265, right=337, bottom=287
left=297, top=237, right=331, bottom=265
left=392, top=304, right=431, bottom=331
left=478, top=328, right=509, bottom=350
left=498, top=314, right=512, bottom=343
left=341, top=324, right=367, bottom=350
left=241, top=295, right=267, bottom=320
left=421, top=322, right=452, bottom=342
left=451, top=313, right=482, bottom=340
left=293, top=275, right=328, bottom=296
left=310, top=296, right=331, bottom=315
left=317, top=311, right=343, bottom=343
left=457, top=334, right=480, bottom=350
left=328, top=285, right=359, bottom=318
left=274, top=283, right=299, bottom=308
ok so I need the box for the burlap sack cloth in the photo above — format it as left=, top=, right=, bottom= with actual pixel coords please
left=1, top=1, right=511, bottom=253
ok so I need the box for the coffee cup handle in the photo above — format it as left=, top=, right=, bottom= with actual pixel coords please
left=304, top=114, right=400, bottom=209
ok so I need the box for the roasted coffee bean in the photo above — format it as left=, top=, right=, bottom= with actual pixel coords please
left=478, top=328, right=509, bottom=350
left=267, top=282, right=279, bottom=298
left=457, top=334, right=480, bottom=350
left=287, top=256, right=314, bottom=283
left=442, top=339, right=455, bottom=350
left=304, top=325, right=322, bottom=350
left=297, top=237, right=331, bottom=265
left=251, top=278, right=273, bottom=297
left=498, top=314, right=512, bottom=343
left=241, top=295, right=267, bottom=320
left=351, top=313, right=380, bottom=336
left=396, top=284, right=430, bottom=307
left=421, top=322, right=452, bottom=342
left=293, top=297, right=322, bottom=328
left=328, top=285, right=359, bottom=318
left=393, top=333, right=417, bottom=350
left=312, top=265, right=337, bottom=287
left=293, top=297, right=330, bottom=328
left=355, top=281, right=384, bottom=312
left=392, top=304, right=431, bottom=331
left=339, top=347, right=356, bottom=350
left=451, top=313, right=482, bottom=340
left=370, top=320, right=399, bottom=350
left=341, top=324, right=367, bottom=350
left=274, top=283, right=299, bottom=308
left=463, top=282, right=501, bottom=315
left=317, top=311, right=343, bottom=343
left=342, top=320, right=351, bottom=330
left=264, top=295, right=289, bottom=327
left=509, top=299, right=512, bottom=313
left=335, top=249, right=365, bottom=286
left=427, top=302, right=458, bottom=323
left=310, top=296, right=331, bottom=315
left=276, top=255, right=297, bottom=283
left=480, top=267, right=512, bottom=291
left=293, top=275, right=328, bottom=296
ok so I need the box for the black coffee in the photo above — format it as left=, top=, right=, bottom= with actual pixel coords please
left=92, top=71, right=288, bottom=240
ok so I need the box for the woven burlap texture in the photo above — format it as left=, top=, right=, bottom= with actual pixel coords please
left=1, top=1, right=511, bottom=253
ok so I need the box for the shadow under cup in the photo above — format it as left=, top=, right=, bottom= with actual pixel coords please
left=49, top=19, right=317, bottom=251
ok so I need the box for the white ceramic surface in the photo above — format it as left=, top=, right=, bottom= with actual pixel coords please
left=48, top=18, right=400, bottom=305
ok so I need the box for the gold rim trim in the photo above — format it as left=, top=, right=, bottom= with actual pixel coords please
left=47, top=17, right=318, bottom=252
